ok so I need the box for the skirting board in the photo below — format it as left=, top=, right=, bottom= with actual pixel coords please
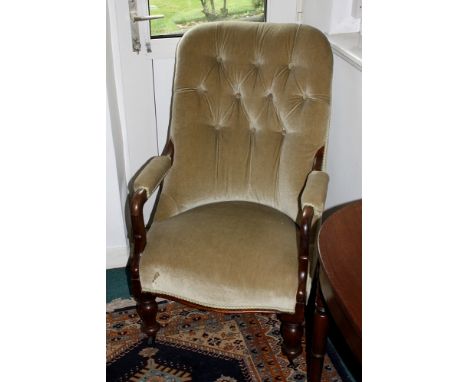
left=107, top=245, right=129, bottom=269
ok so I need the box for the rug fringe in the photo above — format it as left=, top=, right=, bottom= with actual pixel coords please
left=106, top=297, right=136, bottom=312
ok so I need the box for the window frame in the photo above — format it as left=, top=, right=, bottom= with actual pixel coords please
left=148, top=0, right=268, bottom=40
left=141, top=0, right=298, bottom=59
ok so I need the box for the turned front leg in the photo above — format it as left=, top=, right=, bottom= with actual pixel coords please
left=136, top=292, right=160, bottom=340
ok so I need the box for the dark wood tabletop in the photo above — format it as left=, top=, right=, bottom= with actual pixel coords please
left=308, top=200, right=362, bottom=382
left=318, top=199, right=362, bottom=357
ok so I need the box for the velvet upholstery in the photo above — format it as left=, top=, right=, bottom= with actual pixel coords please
left=140, top=201, right=299, bottom=312
left=136, top=22, right=333, bottom=313
left=301, top=170, right=329, bottom=217
left=133, top=156, right=172, bottom=198
left=155, top=22, right=333, bottom=222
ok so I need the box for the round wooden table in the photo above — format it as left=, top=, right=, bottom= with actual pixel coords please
left=308, top=200, right=362, bottom=382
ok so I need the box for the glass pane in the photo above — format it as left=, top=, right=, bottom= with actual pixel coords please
left=149, top=0, right=266, bottom=38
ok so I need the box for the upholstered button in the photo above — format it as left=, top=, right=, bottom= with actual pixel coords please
left=288, top=63, right=294, bottom=69
left=302, top=94, right=307, bottom=101
left=235, top=93, right=241, bottom=99
left=281, top=128, right=287, bottom=135
left=216, top=56, right=222, bottom=63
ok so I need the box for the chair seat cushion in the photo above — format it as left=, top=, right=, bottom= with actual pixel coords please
left=140, top=201, right=300, bottom=313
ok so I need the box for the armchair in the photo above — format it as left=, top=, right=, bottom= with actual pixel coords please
left=129, top=21, right=333, bottom=364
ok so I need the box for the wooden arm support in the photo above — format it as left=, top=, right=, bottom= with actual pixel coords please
left=278, top=205, right=315, bottom=363
left=130, top=188, right=148, bottom=279
left=296, top=205, right=315, bottom=308
left=293, top=146, right=325, bottom=312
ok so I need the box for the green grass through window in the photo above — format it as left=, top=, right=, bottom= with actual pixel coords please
left=149, top=0, right=265, bottom=37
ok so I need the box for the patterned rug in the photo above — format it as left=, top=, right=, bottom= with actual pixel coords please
left=107, top=298, right=343, bottom=382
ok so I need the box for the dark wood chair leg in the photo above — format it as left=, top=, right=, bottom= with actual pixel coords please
left=135, top=292, right=160, bottom=340
left=308, top=284, right=328, bottom=382
left=278, top=310, right=304, bottom=364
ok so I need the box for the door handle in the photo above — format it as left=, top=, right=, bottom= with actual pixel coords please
left=128, top=0, right=164, bottom=53
left=132, top=14, right=164, bottom=22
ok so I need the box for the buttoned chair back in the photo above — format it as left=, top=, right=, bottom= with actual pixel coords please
left=156, top=22, right=333, bottom=221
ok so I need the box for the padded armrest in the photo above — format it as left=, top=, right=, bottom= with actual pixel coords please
left=133, top=156, right=172, bottom=198
left=301, top=170, right=329, bottom=217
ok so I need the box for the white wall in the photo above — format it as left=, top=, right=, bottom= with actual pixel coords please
left=301, top=0, right=362, bottom=209
left=302, top=0, right=361, bottom=35
left=106, top=0, right=135, bottom=268
left=325, top=54, right=362, bottom=208
left=106, top=95, right=129, bottom=268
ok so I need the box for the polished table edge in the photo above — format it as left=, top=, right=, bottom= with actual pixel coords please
left=319, top=270, right=362, bottom=361
left=318, top=200, right=362, bottom=339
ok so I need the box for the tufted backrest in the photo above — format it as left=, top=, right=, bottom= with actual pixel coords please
left=156, top=22, right=333, bottom=221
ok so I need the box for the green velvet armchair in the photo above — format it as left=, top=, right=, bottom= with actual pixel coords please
left=129, top=21, right=333, bottom=364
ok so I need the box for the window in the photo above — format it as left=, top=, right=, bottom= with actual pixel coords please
left=149, top=0, right=266, bottom=38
